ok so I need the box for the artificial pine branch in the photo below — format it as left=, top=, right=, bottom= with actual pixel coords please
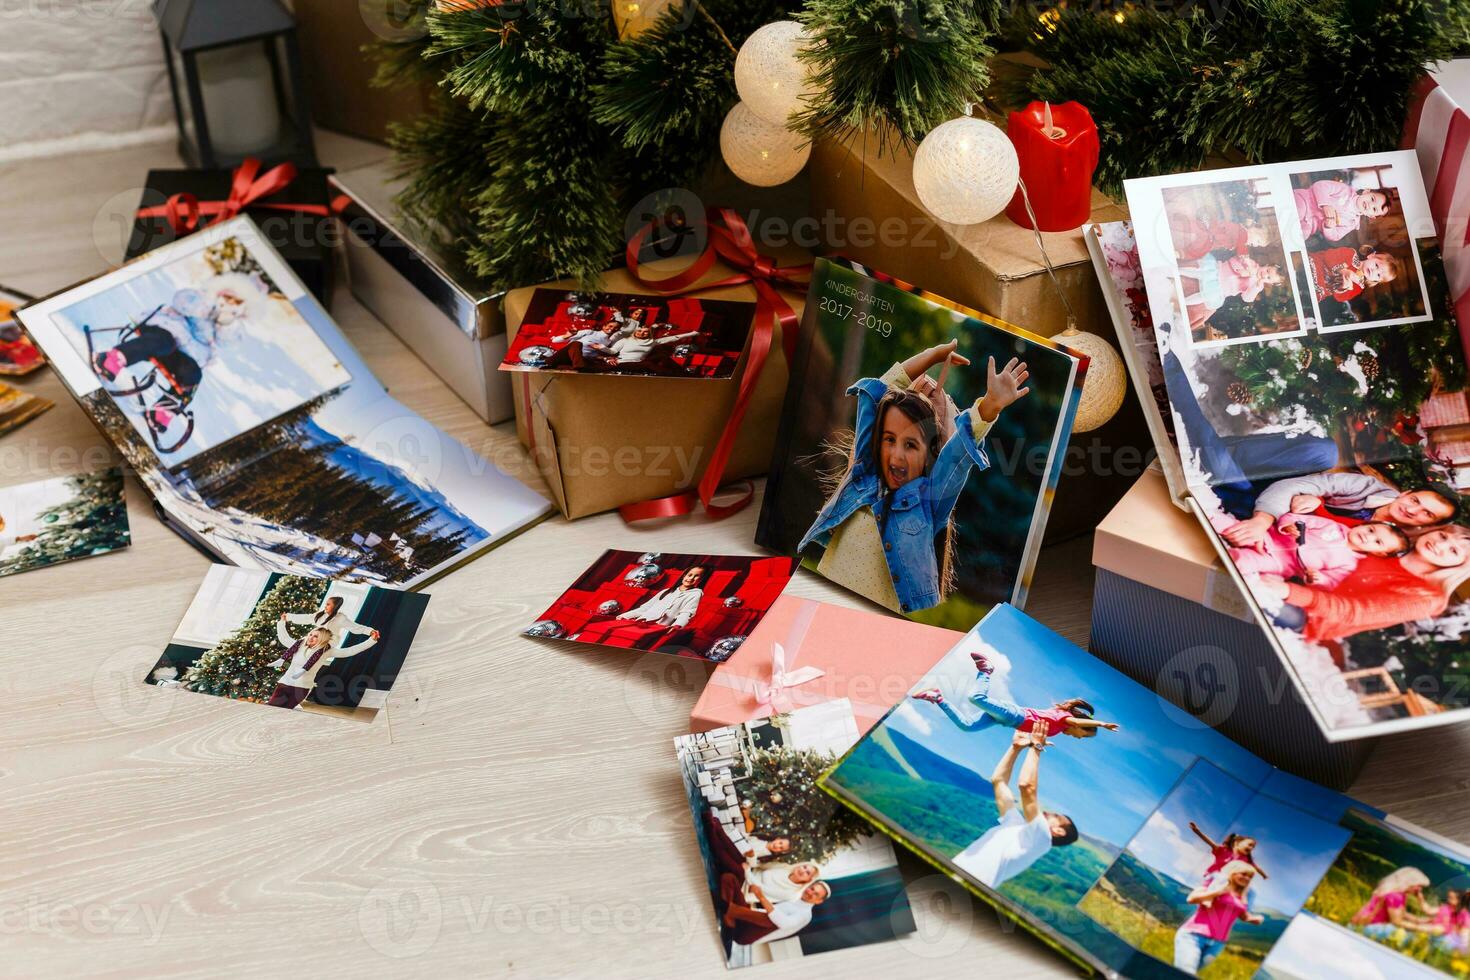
left=426, top=1, right=606, bottom=111
left=794, top=0, right=1001, bottom=153
left=1013, top=0, right=1470, bottom=195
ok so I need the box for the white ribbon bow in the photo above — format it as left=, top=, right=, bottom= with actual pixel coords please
left=752, top=602, right=824, bottom=713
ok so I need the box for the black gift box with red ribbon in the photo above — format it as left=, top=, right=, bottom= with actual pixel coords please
left=126, top=161, right=338, bottom=304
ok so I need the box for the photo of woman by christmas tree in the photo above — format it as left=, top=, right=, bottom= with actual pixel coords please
left=0, top=467, right=130, bottom=578
left=145, top=566, right=429, bottom=722
left=675, top=700, right=913, bottom=969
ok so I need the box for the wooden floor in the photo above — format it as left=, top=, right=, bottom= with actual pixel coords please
left=1, top=132, right=1465, bottom=978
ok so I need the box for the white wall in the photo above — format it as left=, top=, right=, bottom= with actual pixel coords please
left=2, top=0, right=175, bottom=161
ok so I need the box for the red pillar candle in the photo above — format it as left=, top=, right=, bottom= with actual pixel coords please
left=1005, top=101, right=1100, bottom=232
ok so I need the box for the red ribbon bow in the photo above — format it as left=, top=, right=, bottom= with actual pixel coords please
left=617, top=207, right=811, bottom=523
left=135, top=156, right=346, bottom=235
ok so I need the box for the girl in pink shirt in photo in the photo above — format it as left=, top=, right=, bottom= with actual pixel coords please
left=1353, top=867, right=1436, bottom=947
left=1294, top=179, right=1390, bottom=243
left=1173, top=861, right=1263, bottom=975
left=1215, top=513, right=1410, bottom=588
left=1187, top=822, right=1270, bottom=883
left=1432, top=888, right=1470, bottom=952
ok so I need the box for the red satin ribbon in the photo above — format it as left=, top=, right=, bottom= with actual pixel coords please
left=617, top=207, right=811, bottom=523
left=135, top=156, right=347, bottom=234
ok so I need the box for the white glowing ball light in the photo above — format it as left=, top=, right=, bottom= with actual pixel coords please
left=720, top=101, right=810, bottom=187
left=734, top=20, right=815, bottom=125
left=1053, top=325, right=1126, bottom=432
left=911, top=116, right=1020, bottom=226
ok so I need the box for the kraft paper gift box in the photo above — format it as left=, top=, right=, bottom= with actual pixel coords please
left=808, top=133, right=1151, bottom=540
left=1091, top=466, right=1376, bottom=790
left=331, top=160, right=515, bottom=424
left=502, top=248, right=806, bottom=520
left=690, top=595, right=959, bottom=737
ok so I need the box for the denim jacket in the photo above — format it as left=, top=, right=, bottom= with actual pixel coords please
left=799, top=368, right=992, bottom=613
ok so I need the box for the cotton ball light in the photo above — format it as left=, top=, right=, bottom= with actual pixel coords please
left=1053, top=323, right=1126, bottom=432
left=612, top=0, right=679, bottom=39
left=912, top=115, right=1020, bottom=226
left=734, top=20, right=815, bottom=125
left=720, top=101, right=809, bottom=187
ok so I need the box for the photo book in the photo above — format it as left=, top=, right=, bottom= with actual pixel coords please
left=16, top=216, right=552, bottom=587
left=1088, top=150, right=1470, bottom=741
left=0, top=466, right=130, bottom=578
left=0, top=379, right=50, bottom=438
left=145, top=565, right=430, bottom=721
left=526, top=550, right=798, bottom=661
left=822, top=604, right=1470, bottom=980
left=756, top=256, right=1086, bottom=630
left=0, top=284, right=44, bottom=376
left=676, top=699, right=913, bottom=969
left=500, top=287, right=757, bottom=379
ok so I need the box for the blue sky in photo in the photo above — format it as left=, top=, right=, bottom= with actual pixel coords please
left=882, top=606, right=1275, bottom=852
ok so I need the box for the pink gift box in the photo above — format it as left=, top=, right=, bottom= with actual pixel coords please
left=690, top=595, right=960, bottom=735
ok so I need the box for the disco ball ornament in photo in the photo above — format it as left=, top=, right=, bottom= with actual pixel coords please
left=526, top=620, right=566, bottom=638
left=672, top=344, right=697, bottom=359
left=912, top=116, right=1020, bottom=226
left=518, top=345, right=555, bottom=367
left=637, top=552, right=662, bottom=565
left=626, top=564, right=663, bottom=586
left=722, top=596, right=744, bottom=608
left=597, top=600, right=623, bottom=616
left=706, top=635, right=748, bottom=662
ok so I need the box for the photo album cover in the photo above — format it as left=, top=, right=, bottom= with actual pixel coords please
left=676, top=699, right=913, bottom=969
left=526, top=550, right=798, bottom=661
left=16, top=216, right=552, bottom=588
left=821, top=604, right=1470, bottom=980
left=756, top=256, right=1085, bottom=629
left=145, top=565, right=430, bottom=722
left=501, top=288, right=757, bottom=379
left=1109, top=150, right=1470, bottom=741
left=0, top=285, right=44, bottom=376
left=0, top=467, right=130, bottom=578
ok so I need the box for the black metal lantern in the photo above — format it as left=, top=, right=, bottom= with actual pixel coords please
left=153, top=0, right=317, bottom=169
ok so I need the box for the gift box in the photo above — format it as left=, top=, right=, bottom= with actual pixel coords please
left=1090, top=466, right=1376, bottom=789
left=503, top=244, right=806, bottom=520
left=690, top=595, right=960, bottom=736
left=127, top=164, right=337, bottom=305
left=331, top=160, right=514, bottom=424
left=808, top=134, right=1150, bottom=541
left=1404, top=59, right=1470, bottom=342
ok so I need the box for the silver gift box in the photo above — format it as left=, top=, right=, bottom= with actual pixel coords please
left=331, top=160, right=513, bottom=423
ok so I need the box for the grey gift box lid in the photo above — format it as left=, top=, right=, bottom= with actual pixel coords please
left=330, top=159, right=504, bottom=341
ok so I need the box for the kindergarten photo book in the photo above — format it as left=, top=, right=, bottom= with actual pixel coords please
left=1097, top=150, right=1470, bottom=740
left=17, top=216, right=552, bottom=587
left=822, top=604, right=1470, bottom=980
left=756, top=256, right=1085, bottom=629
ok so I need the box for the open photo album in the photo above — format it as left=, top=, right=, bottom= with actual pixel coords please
left=1089, top=150, right=1470, bottom=740
left=16, top=216, right=552, bottom=587
left=821, top=604, right=1470, bottom=980
left=757, top=256, right=1086, bottom=629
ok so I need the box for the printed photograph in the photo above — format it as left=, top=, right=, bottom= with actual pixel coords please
left=1126, top=151, right=1470, bottom=738
left=0, top=288, right=44, bottom=376
left=45, top=235, right=351, bottom=465
left=526, top=550, right=798, bottom=660
left=757, top=257, right=1082, bottom=629
left=1301, top=808, right=1470, bottom=977
left=502, top=288, right=757, bottom=379
left=1289, top=166, right=1432, bottom=331
left=17, top=218, right=552, bottom=587
left=675, top=699, right=913, bottom=969
left=1160, top=179, right=1305, bottom=346
left=1079, top=760, right=1351, bottom=977
left=0, top=379, right=51, bottom=437
left=145, top=565, right=430, bottom=722
left=0, top=467, right=130, bottom=578
left=821, top=605, right=1275, bottom=976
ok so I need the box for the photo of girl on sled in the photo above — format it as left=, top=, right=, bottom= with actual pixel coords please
left=46, top=234, right=351, bottom=465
